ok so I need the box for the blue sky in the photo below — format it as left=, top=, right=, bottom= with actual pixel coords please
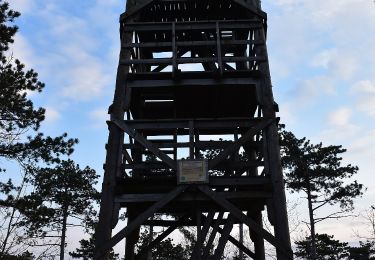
left=7, top=0, right=375, bottom=255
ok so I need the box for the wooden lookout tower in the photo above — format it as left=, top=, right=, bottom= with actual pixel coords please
left=95, top=0, right=293, bottom=259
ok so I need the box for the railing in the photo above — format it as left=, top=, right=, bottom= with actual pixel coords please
left=121, top=19, right=267, bottom=75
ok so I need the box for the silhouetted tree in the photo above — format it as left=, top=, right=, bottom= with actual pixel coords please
left=20, top=160, right=99, bottom=260
left=348, top=241, right=375, bottom=259
left=280, top=129, right=364, bottom=259
left=69, top=234, right=119, bottom=260
left=0, top=0, right=78, bottom=256
left=295, top=233, right=349, bottom=259
left=135, top=228, right=189, bottom=260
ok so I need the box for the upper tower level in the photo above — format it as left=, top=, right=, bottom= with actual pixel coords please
left=120, top=0, right=268, bottom=120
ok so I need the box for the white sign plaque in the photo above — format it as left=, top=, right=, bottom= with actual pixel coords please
left=177, top=160, right=208, bottom=184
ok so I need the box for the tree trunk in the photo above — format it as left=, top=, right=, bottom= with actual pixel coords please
left=306, top=175, right=317, bottom=260
left=60, top=205, right=69, bottom=260
left=1, top=175, right=27, bottom=255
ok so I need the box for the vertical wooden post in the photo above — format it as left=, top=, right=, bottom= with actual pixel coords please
left=255, top=22, right=293, bottom=259
left=95, top=19, right=133, bottom=259
left=216, top=22, right=223, bottom=75
left=189, top=120, right=194, bottom=159
left=172, top=22, right=177, bottom=78
left=239, top=223, right=244, bottom=260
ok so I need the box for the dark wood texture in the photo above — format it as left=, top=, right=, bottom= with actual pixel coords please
left=95, top=0, right=293, bottom=259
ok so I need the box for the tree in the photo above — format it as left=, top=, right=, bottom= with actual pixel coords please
left=69, top=234, right=119, bottom=260
left=348, top=241, right=375, bottom=259
left=280, top=129, right=364, bottom=259
left=19, top=160, right=99, bottom=260
left=0, top=0, right=77, bottom=170
left=295, top=233, right=349, bottom=260
left=135, top=228, right=189, bottom=260
left=0, top=0, right=78, bottom=256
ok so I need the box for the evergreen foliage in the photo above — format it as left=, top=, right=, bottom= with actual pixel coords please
left=19, top=160, right=100, bottom=259
left=0, top=0, right=80, bottom=256
left=280, top=128, right=364, bottom=259
left=295, top=233, right=350, bottom=259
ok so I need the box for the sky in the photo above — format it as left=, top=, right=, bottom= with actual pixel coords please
left=6, top=0, right=375, bottom=256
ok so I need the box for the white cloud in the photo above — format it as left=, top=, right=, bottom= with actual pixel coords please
left=293, top=76, right=336, bottom=105
left=62, top=63, right=109, bottom=101
left=327, top=107, right=352, bottom=127
left=352, top=80, right=375, bottom=94
left=9, top=0, right=34, bottom=14
left=351, top=80, right=375, bottom=117
left=89, top=107, right=109, bottom=128
left=44, top=107, right=61, bottom=123
left=10, top=33, right=34, bottom=68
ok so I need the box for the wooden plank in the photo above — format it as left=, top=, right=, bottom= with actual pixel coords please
left=202, top=212, right=224, bottom=259
left=189, top=120, right=194, bottom=159
left=216, top=22, right=223, bottom=75
left=122, top=40, right=263, bottom=49
left=213, top=214, right=235, bottom=259
left=199, top=214, right=256, bottom=259
left=127, top=77, right=259, bottom=88
left=95, top=185, right=187, bottom=259
left=198, top=185, right=293, bottom=259
left=112, top=118, right=176, bottom=170
left=115, top=190, right=272, bottom=203
left=122, top=160, right=263, bottom=171
left=208, top=119, right=273, bottom=169
left=123, top=21, right=262, bottom=32
left=172, top=22, right=177, bottom=77
left=190, top=211, right=215, bottom=259
left=121, top=56, right=266, bottom=65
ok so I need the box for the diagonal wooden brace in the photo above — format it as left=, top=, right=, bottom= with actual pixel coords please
left=112, top=118, right=177, bottom=170
left=137, top=214, right=190, bottom=258
left=197, top=185, right=293, bottom=259
left=208, top=118, right=273, bottom=169
left=95, top=185, right=187, bottom=259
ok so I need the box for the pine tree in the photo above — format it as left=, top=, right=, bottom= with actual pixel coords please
left=280, top=129, right=364, bottom=259
left=0, top=0, right=78, bottom=256
left=349, top=241, right=375, bottom=260
left=19, top=160, right=100, bottom=260
left=295, top=233, right=350, bottom=259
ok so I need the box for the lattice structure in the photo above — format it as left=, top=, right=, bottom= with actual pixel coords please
left=95, top=0, right=293, bottom=259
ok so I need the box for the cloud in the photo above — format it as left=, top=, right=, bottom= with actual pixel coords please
left=89, top=107, right=109, bottom=128
left=352, top=80, right=375, bottom=95
left=326, top=107, right=352, bottom=127
left=14, top=2, right=118, bottom=102
left=351, top=80, right=375, bottom=117
left=292, top=76, right=336, bottom=105
left=44, top=107, right=61, bottom=123
left=62, top=63, right=109, bottom=101
left=8, top=0, right=34, bottom=14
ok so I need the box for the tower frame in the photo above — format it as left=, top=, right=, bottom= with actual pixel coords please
left=95, top=1, right=293, bottom=259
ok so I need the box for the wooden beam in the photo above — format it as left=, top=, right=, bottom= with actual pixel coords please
left=198, top=185, right=293, bottom=259
left=137, top=215, right=190, bottom=258
left=208, top=119, right=273, bottom=169
left=202, top=212, right=224, bottom=259
left=199, top=214, right=256, bottom=259
left=115, top=190, right=271, bottom=203
left=95, top=185, right=187, bottom=259
left=112, top=118, right=176, bottom=170
left=213, top=214, right=235, bottom=259
left=190, top=211, right=215, bottom=259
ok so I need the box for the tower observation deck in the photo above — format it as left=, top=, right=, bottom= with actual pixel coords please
left=95, top=0, right=293, bottom=259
